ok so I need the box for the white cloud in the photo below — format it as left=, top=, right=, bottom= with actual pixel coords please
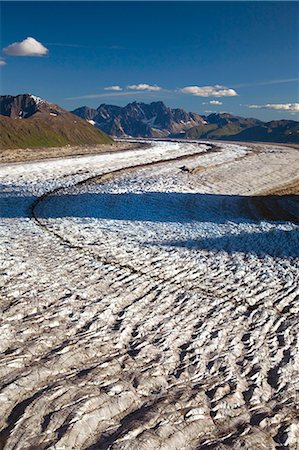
left=3, top=37, right=48, bottom=56
left=66, top=91, right=150, bottom=100
left=234, top=78, right=299, bottom=88
left=104, top=85, right=122, bottom=91
left=209, top=100, right=223, bottom=105
left=0, top=58, right=6, bottom=66
left=248, top=103, right=299, bottom=112
left=181, top=85, right=238, bottom=97
left=127, top=83, right=162, bottom=92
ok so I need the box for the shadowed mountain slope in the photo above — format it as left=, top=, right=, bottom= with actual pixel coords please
left=72, top=101, right=206, bottom=138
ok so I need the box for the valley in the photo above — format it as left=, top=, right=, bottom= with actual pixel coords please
left=2, top=0, right=298, bottom=447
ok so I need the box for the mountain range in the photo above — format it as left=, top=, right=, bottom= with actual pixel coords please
left=0, top=95, right=298, bottom=149
left=72, top=101, right=206, bottom=138
left=72, top=101, right=299, bottom=143
left=0, top=94, right=112, bottom=149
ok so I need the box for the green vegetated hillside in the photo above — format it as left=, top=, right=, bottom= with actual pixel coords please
left=184, top=123, right=248, bottom=139
left=0, top=115, right=112, bottom=149
left=183, top=116, right=299, bottom=143
left=0, top=94, right=113, bottom=150
left=223, top=121, right=299, bottom=143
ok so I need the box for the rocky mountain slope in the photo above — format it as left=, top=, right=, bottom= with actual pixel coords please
left=72, top=101, right=206, bottom=138
left=0, top=94, right=113, bottom=149
left=72, top=102, right=299, bottom=143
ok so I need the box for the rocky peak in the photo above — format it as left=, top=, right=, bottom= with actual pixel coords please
left=76, top=100, right=206, bottom=137
left=96, top=104, right=123, bottom=120
left=0, top=93, right=47, bottom=119
left=71, top=106, right=98, bottom=121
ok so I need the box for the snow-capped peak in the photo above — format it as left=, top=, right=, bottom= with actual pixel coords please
left=30, top=94, right=45, bottom=106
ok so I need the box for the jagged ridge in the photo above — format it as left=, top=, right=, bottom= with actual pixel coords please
left=71, top=102, right=299, bottom=143
left=72, top=101, right=206, bottom=138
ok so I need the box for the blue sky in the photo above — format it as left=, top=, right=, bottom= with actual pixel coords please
left=1, top=1, right=298, bottom=120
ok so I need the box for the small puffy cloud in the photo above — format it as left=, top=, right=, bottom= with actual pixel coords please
left=0, top=58, right=6, bottom=66
left=3, top=37, right=48, bottom=56
left=127, top=83, right=162, bottom=92
left=104, top=85, right=122, bottom=91
left=209, top=100, right=223, bottom=105
left=248, top=103, right=299, bottom=112
left=181, top=85, right=238, bottom=97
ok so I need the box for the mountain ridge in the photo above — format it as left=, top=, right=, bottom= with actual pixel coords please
left=71, top=101, right=299, bottom=143
left=72, top=101, right=207, bottom=138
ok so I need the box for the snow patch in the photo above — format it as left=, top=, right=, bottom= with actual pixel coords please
left=142, top=116, right=157, bottom=127
left=30, top=94, right=45, bottom=106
